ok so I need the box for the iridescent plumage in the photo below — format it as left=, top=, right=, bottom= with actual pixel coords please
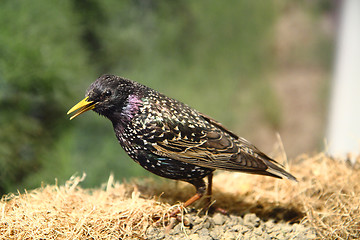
left=68, top=74, right=297, bottom=216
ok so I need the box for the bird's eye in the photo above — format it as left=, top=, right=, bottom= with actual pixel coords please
left=105, top=90, right=112, bottom=97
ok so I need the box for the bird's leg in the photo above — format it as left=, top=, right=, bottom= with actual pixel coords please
left=166, top=179, right=206, bottom=232
left=203, top=173, right=213, bottom=210
left=204, top=173, right=228, bottom=215
left=207, top=172, right=213, bottom=196
left=169, top=178, right=206, bottom=218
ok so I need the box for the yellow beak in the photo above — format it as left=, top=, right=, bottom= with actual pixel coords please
left=67, top=97, right=96, bottom=120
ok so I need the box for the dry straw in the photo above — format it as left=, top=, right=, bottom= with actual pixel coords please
left=1, top=153, right=359, bottom=239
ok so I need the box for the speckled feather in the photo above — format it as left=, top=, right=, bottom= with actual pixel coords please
left=82, top=74, right=296, bottom=184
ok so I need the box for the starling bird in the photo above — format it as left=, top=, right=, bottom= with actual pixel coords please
left=67, top=74, right=297, bottom=216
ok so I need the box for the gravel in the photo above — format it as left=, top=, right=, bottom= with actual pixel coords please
left=146, top=212, right=316, bottom=240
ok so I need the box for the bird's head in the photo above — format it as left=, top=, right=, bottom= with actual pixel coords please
left=67, top=74, right=137, bottom=120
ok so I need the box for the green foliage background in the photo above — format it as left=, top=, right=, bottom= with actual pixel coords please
left=0, top=0, right=330, bottom=193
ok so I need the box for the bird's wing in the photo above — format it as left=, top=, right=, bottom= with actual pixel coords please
left=140, top=112, right=296, bottom=180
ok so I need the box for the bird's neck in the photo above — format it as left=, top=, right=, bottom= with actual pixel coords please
left=109, top=94, right=143, bottom=131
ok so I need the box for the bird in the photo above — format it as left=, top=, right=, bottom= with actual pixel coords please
left=67, top=74, right=297, bottom=218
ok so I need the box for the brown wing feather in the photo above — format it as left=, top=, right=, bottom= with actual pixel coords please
left=141, top=110, right=296, bottom=181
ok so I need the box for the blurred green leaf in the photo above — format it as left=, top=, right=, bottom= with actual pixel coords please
left=0, top=0, right=330, bottom=193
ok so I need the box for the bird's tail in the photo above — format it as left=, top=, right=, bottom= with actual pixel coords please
left=265, top=159, right=298, bottom=182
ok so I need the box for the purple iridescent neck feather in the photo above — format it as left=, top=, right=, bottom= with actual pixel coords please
left=109, top=94, right=143, bottom=129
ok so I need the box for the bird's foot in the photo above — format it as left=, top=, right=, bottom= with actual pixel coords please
left=212, top=206, right=229, bottom=215
left=165, top=218, right=178, bottom=233
left=165, top=208, right=191, bottom=233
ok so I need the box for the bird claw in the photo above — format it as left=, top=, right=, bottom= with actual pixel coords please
left=165, top=212, right=191, bottom=233
left=165, top=217, right=178, bottom=233
left=212, top=206, right=229, bottom=215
